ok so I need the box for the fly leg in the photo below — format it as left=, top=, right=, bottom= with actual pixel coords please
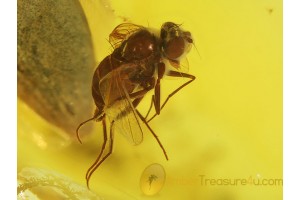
left=76, top=108, right=104, bottom=143
left=144, top=95, right=154, bottom=119
left=153, top=62, right=165, bottom=115
left=86, top=116, right=114, bottom=189
left=143, top=62, right=165, bottom=121
left=147, top=70, right=195, bottom=122
left=136, top=110, right=168, bottom=161
left=131, top=97, right=168, bottom=160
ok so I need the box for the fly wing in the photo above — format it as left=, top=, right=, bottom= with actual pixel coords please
left=110, top=83, right=144, bottom=145
left=109, top=23, right=143, bottom=49
left=99, top=66, right=144, bottom=145
left=113, top=101, right=144, bottom=145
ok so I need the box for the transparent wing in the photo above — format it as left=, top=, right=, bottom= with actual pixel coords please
left=99, top=66, right=144, bottom=145
left=112, top=98, right=144, bottom=145
left=109, top=23, right=143, bottom=49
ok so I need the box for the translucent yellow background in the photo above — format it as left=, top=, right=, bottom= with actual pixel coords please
left=18, top=0, right=282, bottom=199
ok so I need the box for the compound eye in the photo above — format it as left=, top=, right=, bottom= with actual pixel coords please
left=164, top=36, right=185, bottom=60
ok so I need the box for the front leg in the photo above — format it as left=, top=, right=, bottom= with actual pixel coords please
left=144, top=62, right=165, bottom=120
left=147, top=70, right=195, bottom=122
left=153, top=62, right=166, bottom=115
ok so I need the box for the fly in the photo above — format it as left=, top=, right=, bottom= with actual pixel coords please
left=76, top=22, right=196, bottom=188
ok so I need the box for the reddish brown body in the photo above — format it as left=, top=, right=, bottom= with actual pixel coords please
left=77, top=22, right=196, bottom=188
left=92, top=29, right=159, bottom=116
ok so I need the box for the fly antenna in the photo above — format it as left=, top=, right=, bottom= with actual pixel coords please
left=193, top=42, right=202, bottom=60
